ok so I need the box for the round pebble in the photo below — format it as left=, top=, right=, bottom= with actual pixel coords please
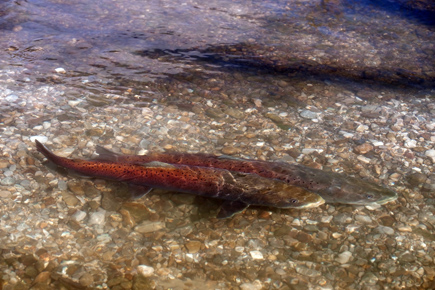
left=137, top=265, right=155, bottom=277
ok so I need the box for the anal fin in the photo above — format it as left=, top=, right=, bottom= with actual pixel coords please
left=129, top=184, right=153, bottom=199
left=217, top=200, right=249, bottom=219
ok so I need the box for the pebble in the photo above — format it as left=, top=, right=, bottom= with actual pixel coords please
left=320, top=215, right=333, bottom=223
left=354, top=143, right=373, bottom=154
left=61, top=191, right=80, bottom=206
left=0, top=191, right=12, bottom=198
left=302, top=148, right=323, bottom=154
left=253, top=99, right=262, bottom=107
left=250, top=251, right=264, bottom=260
left=137, top=265, right=155, bottom=277
left=222, top=146, right=240, bottom=155
left=406, top=172, right=427, bottom=186
left=360, top=272, right=378, bottom=285
left=33, top=271, right=51, bottom=285
left=397, top=226, right=412, bottom=232
left=295, top=266, right=321, bottom=277
left=5, top=94, right=18, bottom=102
left=79, top=273, right=94, bottom=287
left=336, top=251, right=352, bottom=264
left=357, top=155, right=371, bottom=164
left=377, top=226, right=395, bottom=235
left=240, top=280, right=263, bottom=290
left=88, top=209, right=106, bottom=225
left=0, top=160, right=9, bottom=169
left=30, top=136, right=48, bottom=143
left=425, top=149, right=435, bottom=161
left=71, top=210, right=87, bottom=222
left=1, top=177, right=16, bottom=186
left=355, top=214, right=372, bottom=223
left=135, top=221, right=165, bottom=233
left=404, top=139, right=417, bottom=148
left=300, top=110, right=319, bottom=119
left=356, top=124, right=369, bottom=132
left=55, top=67, right=66, bottom=73
left=185, top=241, right=202, bottom=253
left=224, top=108, right=244, bottom=119
left=370, top=140, right=384, bottom=146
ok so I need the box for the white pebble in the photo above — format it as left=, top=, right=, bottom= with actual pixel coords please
left=370, top=140, right=384, bottom=146
left=137, top=265, right=154, bottom=277
left=320, top=215, right=333, bottom=223
left=30, top=135, right=48, bottom=143
left=240, top=280, right=263, bottom=290
left=68, top=100, right=82, bottom=107
left=250, top=251, right=264, bottom=260
left=253, top=99, right=262, bottom=107
left=55, top=67, right=66, bottom=73
left=339, top=131, right=354, bottom=138
left=71, top=210, right=87, bottom=222
left=300, top=110, right=319, bottom=119
left=404, top=139, right=417, bottom=148
left=42, top=122, right=51, bottom=129
left=356, top=124, right=369, bottom=132
left=355, top=214, right=372, bottom=223
left=377, top=226, right=394, bottom=235
left=5, top=94, right=18, bottom=102
left=292, top=218, right=301, bottom=226
left=302, top=148, right=323, bottom=154
left=336, top=251, right=352, bottom=264
left=88, top=209, right=106, bottom=225
left=425, top=149, right=435, bottom=159
left=357, top=155, right=371, bottom=164
left=235, top=246, right=245, bottom=253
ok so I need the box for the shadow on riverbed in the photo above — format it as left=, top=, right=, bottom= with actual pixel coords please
left=366, top=0, right=435, bottom=27
left=133, top=43, right=435, bottom=91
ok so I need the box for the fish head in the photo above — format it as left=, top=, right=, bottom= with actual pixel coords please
left=328, top=177, right=398, bottom=205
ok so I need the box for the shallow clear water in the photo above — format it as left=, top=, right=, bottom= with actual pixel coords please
left=1, top=0, right=434, bottom=103
left=1, top=0, right=435, bottom=289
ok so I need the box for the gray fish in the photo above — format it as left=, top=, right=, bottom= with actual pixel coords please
left=95, top=146, right=398, bottom=205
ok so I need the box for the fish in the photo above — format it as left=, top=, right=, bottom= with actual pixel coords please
left=95, top=146, right=398, bottom=205
left=35, top=140, right=324, bottom=218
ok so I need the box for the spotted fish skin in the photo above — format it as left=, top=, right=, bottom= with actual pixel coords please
left=35, top=140, right=324, bottom=218
left=96, top=147, right=397, bottom=205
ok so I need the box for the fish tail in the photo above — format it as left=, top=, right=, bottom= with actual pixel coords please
left=35, top=139, right=76, bottom=170
left=35, top=140, right=59, bottom=162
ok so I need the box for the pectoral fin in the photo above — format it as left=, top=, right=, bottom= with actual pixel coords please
left=129, top=184, right=153, bottom=199
left=217, top=200, right=249, bottom=219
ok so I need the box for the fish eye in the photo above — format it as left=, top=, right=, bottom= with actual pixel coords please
left=366, top=194, right=374, bottom=199
left=289, top=199, right=298, bottom=204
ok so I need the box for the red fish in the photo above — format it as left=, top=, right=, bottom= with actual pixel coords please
left=95, top=146, right=397, bottom=205
left=35, top=140, right=324, bottom=218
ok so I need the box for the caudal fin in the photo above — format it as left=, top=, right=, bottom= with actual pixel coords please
left=35, top=140, right=56, bottom=161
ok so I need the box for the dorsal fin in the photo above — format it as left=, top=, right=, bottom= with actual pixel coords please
left=139, top=161, right=177, bottom=169
left=218, top=155, right=245, bottom=161
left=95, top=145, right=122, bottom=162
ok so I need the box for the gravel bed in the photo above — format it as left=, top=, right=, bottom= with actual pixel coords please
left=1, top=0, right=435, bottom=288
left=1, top=68, right=435, bottom=289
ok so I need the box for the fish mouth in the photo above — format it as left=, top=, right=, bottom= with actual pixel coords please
left=299, top=197, right=325, bottom=208
left=375, top=192, right=398, bottom=205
